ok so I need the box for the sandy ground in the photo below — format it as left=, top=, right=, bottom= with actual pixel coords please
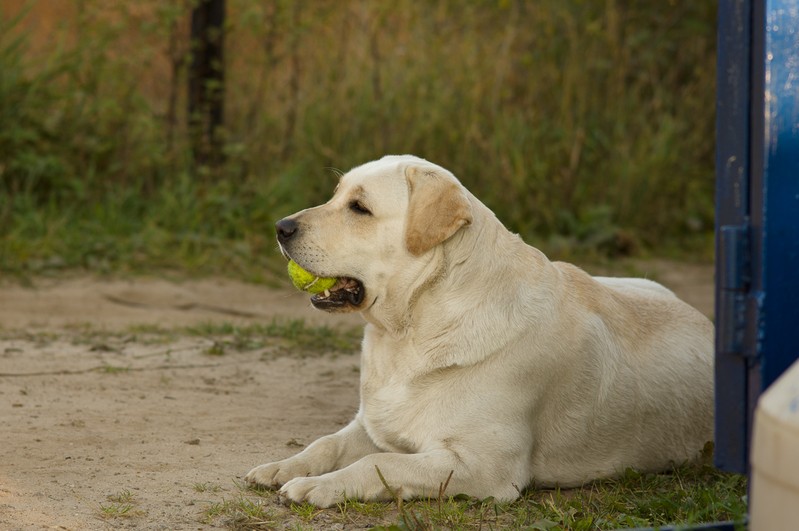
left=0, top=261, right=714, bottom=530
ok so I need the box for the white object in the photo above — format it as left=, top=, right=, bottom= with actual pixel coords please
left=750, top=357, right=799, bottom=531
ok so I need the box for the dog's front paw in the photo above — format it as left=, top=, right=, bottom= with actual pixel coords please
left=245, top=462, right=282, bottom=488
left=279, top=476, right=347, bottom=508
left=245, top=458, right=313, bottom=488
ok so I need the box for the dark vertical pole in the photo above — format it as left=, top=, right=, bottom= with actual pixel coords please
left=714, top=0, right=754, bottom=475
left=189, top=0, right=226, bottom=167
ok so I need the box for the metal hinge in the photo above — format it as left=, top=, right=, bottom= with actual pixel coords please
left=718, top=223, right=754, bottom=358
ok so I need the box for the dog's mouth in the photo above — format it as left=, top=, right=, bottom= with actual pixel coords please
left=310, top=277, right=365, bottom=311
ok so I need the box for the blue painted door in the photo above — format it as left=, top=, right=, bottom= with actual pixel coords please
left=714, top=0, right=799, bottom=474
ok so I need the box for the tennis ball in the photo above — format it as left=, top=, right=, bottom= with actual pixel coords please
left=287, top=260, right=337, bottom=294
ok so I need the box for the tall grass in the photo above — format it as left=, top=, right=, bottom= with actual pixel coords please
left=0, top=0, right=717, bottom=277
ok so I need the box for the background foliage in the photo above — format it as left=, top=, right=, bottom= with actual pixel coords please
left=0, top=0, right=717, bottom=279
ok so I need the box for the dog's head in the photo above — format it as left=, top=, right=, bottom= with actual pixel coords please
left=275, top=155, right=473, bottom=318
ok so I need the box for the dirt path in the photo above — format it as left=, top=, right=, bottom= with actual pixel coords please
left=0, top=262, right=713, bottom=530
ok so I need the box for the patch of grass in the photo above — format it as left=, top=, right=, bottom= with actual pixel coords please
left=289, top=502, right=322, bottom=521
left=99, top=489, right=143, bottom=519
left=336, top=497, right=392, bottom=520
left=216, top=460, right=746, bottom=530
left=0, top=329, right=59, bottom=345
left=99, top=502, right=136, bottom=518
left=186, top=319, right=362, bottom=357
left=106, top=489, right=135, bottom=504
left=126, top=324, right=179, bottom=345
left=509, top=470, right=736, bottom=529
left=396, top=462, right=747, bottom=530
left=62, top=323, right=176, bottom=349
left=99, top=364, right=130, bottom=374
left=1, top=318, right=361, bottom=360
left=205, top=340, right=229, bottom=356
left=204, top=485, right=392, bottom=529
left=203, top=495, right=278, bottom=529
left=194, top=482, right=223, bottom=494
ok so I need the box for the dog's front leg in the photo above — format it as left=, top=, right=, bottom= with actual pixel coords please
left=245, top=418, right=380, bottom=488
left=279, top=449, right=485, bottom=507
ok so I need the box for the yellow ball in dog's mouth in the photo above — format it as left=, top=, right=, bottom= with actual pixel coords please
left=287, top=260, right=337, bottom=294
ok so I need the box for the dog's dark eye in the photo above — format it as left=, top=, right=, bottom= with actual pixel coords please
left=349, top=200, right=372, bottom=216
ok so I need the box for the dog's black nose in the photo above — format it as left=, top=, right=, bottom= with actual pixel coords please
left=276, top=218, right=299, bottom=244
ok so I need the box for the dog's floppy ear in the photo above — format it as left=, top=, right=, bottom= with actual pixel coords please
left=404, top=165, right=472, bottom=256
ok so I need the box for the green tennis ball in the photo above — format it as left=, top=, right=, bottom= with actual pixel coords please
left=287, top=260, right=337, bottom=294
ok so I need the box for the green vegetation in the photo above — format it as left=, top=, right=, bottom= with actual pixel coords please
left=203, top=458, right=746, bottom=530
left=99, top=489, right=142, bottom=519
left=0, top=1, right=716, bottom=279
left=187, top=320, right=362, bottom=357
left=194, top=482, right=224, bottom=494
left=1, top=318, right=362, bottom=359
left=204, top=495, right=279, bottom=528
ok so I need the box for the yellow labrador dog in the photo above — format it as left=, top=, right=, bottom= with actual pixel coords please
left=245, top=155, right=714, bottom=507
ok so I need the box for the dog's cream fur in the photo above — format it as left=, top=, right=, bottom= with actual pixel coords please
left=245, top=155, right=714, bottom=507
